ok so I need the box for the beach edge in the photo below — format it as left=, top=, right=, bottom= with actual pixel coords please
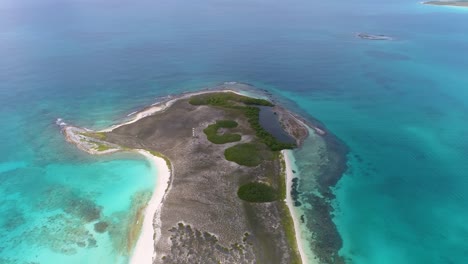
left=129, top=150, right=172, bottom=264
left=60, top=84, right=312, bottom=263
left=283, top=149, right=319, bottom=264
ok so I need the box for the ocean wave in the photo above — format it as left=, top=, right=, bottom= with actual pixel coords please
left=55, top=118, right=67, bottom=127
left=151, top=95, right=172, bottom=106
left=127, top=111, right=138, bottom=117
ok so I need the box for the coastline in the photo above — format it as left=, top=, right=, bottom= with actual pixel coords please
left=59, top=86, right=267, bottom=263
left=98, top=87, right=252, bottom=133
left=129, top=150, right=171, bottom=264
left=283, top=150, right=318, bottom=264
left=60, top=84, right=311, bottom=263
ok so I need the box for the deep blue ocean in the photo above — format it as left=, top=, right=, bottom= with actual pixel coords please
left=1, top=0, right=468, bottom=263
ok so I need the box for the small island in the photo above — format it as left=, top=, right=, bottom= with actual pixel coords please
left=60, top=85, right=319, bottom=263
left=423, top=0, right=468, bottom=7
left=357, top=33, right=393, bottom=41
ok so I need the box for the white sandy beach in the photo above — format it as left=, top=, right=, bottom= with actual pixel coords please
left=62, top=86, right=311, bottom=264
left=283, top=149, right=320, bottom=264
left=129, top=150, right=171, bottom=264
left=99, top=87, right=254, bottom=133
left=113, top=89, right=313, bottom=264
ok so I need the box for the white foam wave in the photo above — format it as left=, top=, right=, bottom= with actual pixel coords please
left=127, top=111, right=138, bottom=117
left=55, top=118, right=67, bottom=127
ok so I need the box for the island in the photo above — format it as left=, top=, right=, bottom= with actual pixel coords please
left=423, top=0, right=468, bottom=7
left=59, top=83, right=346, bottom=264
left=357, top=33, right=393, bottom=40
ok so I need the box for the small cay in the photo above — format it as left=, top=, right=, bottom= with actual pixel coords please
left=357, top=33, right=393, bottom=40
left=423, top=0, right=468, bottom=7
left=60, top=84, right=335, bottom=264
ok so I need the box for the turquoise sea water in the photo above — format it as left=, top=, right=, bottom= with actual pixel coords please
left=1, top=0, right=468, bottom=263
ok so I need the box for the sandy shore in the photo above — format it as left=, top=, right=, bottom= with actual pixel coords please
left=61, top=84, right=310, bottom=263
left=129, top=150, right=171, bottom=264
left=99, top=87, right=251, bottom=133
left=97, top=87, right=257, bottom=263
left=283, top=149, right=319, bottom=264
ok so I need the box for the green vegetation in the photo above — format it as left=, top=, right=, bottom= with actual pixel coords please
left=189, top=92, right=273, bottom=107
left=279, top=201, right=302, bottom=264
left=278, top=153, right=288, bottom=200
left=203, top=120, right=241, bottom=144
left=237, top=182, right=278, bottom=203
left=95, top=143, right=111, bottom=151
left=224, top=143, right=273, bottom=167
left=214, top=120, right=238, bottom=128
left=149, top=150, right=172, bottom=169
left=81, top=131, right=107, bottom=140
left=189, top=92, right=296, bottom=151
left=278, top=152, right=301, bottom=264
left=243, top=106, right=296, bottom=151
left=242, top=232, right=250, bottom=242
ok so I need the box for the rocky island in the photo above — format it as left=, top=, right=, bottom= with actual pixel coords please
left=423, top=0, right=468, bottom=7
left=357, top=33, right=393, bottom=40
left=60, top=83, right=350, bottom=264
left=60, top=84, right=317, bottom=264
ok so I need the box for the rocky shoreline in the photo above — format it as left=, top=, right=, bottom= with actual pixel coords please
left=59, top=83, right=351, bottom=264
left=291, top=126, right=349, bottom=264
left=258, top=86, right=349, bottom=264
left=60, top=83, right=314, bottom=264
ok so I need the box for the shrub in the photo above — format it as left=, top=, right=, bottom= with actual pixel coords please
left=203, top=120, right=241, bottom=144
left=189, top=92, right=274, bottom=107
left=224, top=143, right=273, bottom=166
left=190, top=92, right=296, bottom=151
left=96, top=143, right=111, bottom=151
left=215, top=120, right=238, bottom=128
left=237, top=182, right=278, bottom=202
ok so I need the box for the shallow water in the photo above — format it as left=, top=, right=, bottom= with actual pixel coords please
left=1, top=0, right=468, bottom=263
